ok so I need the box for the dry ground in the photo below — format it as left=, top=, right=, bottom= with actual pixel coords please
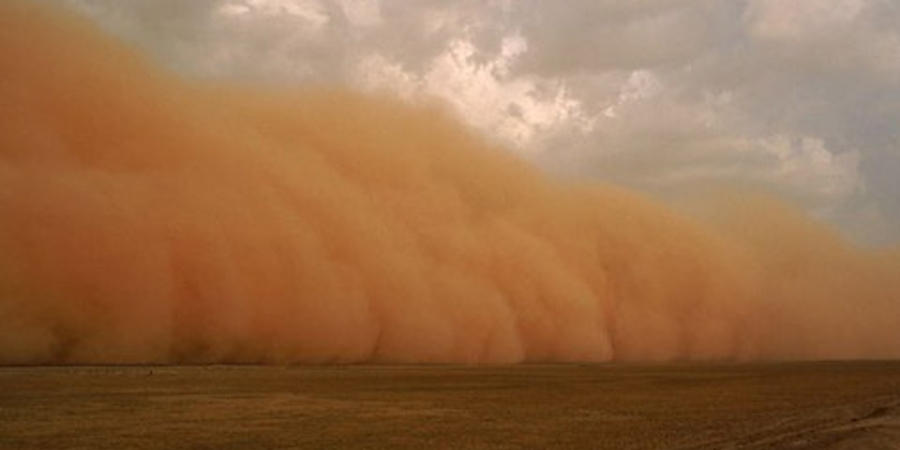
left=2, top=362, right=900, bottom=449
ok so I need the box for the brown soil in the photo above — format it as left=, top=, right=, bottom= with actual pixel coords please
left=2, top=362, right=900, bottom=449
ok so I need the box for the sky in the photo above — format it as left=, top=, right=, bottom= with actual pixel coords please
left=49, top=0, right=900, bottom=244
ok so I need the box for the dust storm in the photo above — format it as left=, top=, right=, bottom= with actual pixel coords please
left=1, top=1, right=898, bottom=364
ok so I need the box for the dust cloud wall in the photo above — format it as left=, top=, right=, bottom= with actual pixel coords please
left=1, top=1, right=898, bottom=364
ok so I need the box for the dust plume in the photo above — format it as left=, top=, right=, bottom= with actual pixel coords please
left=1, top=1, right=898, bottom=364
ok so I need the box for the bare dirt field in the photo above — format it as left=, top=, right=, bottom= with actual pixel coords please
left=2, top=362, right=900, bottom=449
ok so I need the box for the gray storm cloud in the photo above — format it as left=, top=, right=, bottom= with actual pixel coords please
left=1, top=1, right=899, bottom=364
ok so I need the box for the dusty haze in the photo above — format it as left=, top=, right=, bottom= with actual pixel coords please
left=1, top=1, right=898, bottom=364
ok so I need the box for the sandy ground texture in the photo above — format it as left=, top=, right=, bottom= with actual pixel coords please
left=1, top=362, right=900, bottom=449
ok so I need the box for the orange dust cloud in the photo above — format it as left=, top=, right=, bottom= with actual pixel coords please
left=1, top=1, right=898, bottom=364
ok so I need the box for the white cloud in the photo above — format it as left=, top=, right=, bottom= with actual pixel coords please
left=220, top=0, right=331, bottom=25
left=745, top=0, right=866, bottom=40
left=356, top=35, right=592, bottom=148
left=756, top=136, right=863, bottom=205
left=603, top=70, right=664, bottom=118
left=338, top=0, right=381, bottom=27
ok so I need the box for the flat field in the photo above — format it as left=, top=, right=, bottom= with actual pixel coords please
left=2, top=362, right=899, bottom=449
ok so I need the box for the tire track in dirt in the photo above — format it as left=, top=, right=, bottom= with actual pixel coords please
left=674, top=398, right=900, bottom=450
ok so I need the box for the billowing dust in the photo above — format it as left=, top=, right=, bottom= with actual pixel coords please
left=1, top=1, right=898, bottom=364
